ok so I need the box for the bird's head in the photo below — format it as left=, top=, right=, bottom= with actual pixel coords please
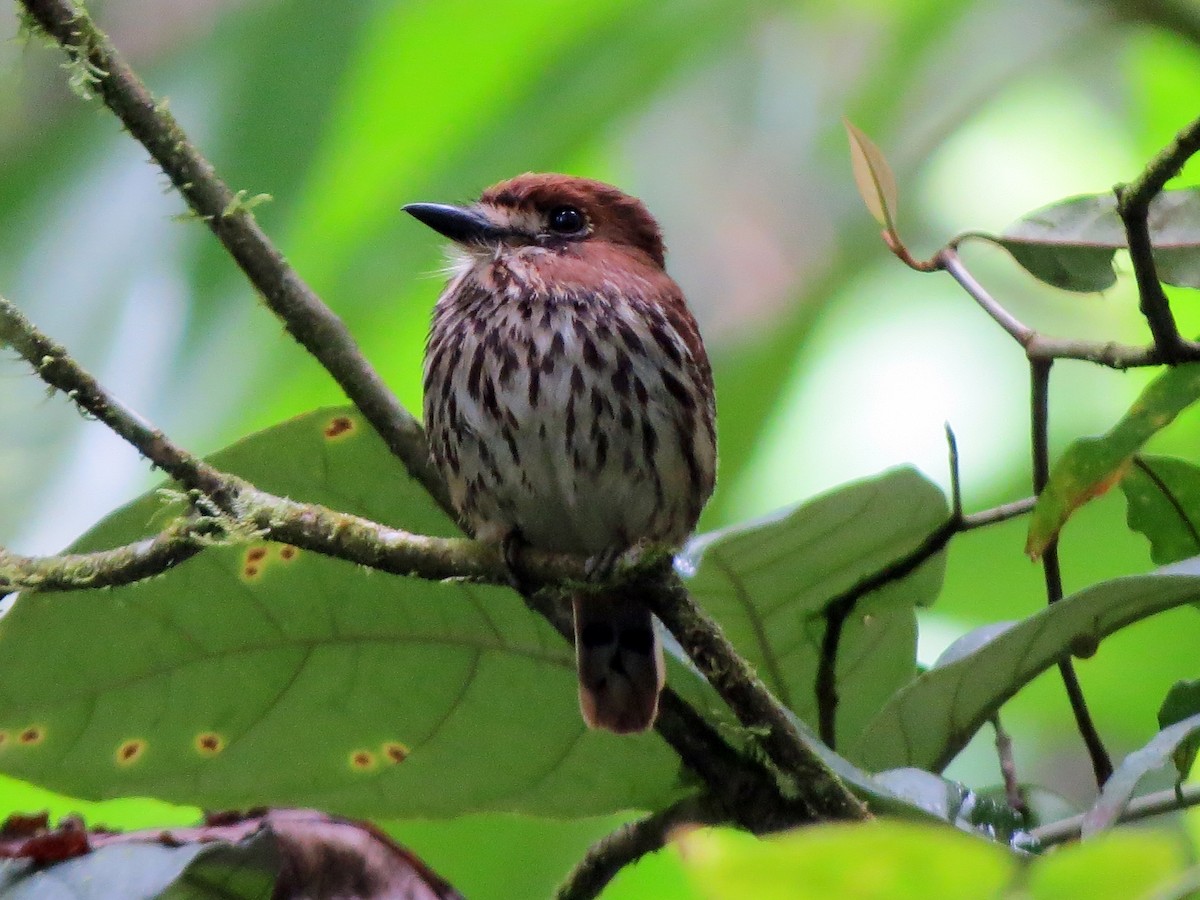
left=404, top=173, right=666, bottom=270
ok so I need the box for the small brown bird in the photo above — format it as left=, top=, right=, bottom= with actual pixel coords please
left=407, top=174, right=716, bottom=733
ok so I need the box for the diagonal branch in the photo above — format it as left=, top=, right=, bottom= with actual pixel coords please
left=554, top=794, right=722, bottom=900
left=18, top=0, right=452, bottom=516
left=643, top=571, right=868, bottom=822
left=1114, top=114, right=1200, bottom=363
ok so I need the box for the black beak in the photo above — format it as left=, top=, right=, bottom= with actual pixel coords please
left=403, top=202, right=507, bottom=245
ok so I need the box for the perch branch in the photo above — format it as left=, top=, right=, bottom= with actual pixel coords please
left=1030, top=359, right=1112, bottom=787
left=12, top=0, right=893, bottom=840
left=18, top=0, right=452, bottom=516
left=3, top=289, right=868, bottom=830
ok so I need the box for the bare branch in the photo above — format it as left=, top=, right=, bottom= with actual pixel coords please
left=939, top=245, right=1200, bottom=368
left=1031, top=782, right=1200, bottom=847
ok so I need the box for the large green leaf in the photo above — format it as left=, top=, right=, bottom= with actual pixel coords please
left=1081, top=711, right=1200, bottom=837
left=1027, top=364, right=1200, bottom=558
left=0, top=408, right=691, bottom=818
left=680, top=467, right=947, bottom=755
left=1120, top=455, right=1200, bottom=565
left=986, top=188, right=1200, bottom=292
left=1024, top=831, right=1186, bottom=900
left=854, top=571, right=1200, bottom=772
left=675, top=821, right=1016, bottom=900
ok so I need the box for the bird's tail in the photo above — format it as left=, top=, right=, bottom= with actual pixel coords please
left=573, top=590, right=664, bottom=734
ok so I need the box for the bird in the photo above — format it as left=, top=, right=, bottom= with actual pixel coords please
left=406, top=173, right=716, bottom=733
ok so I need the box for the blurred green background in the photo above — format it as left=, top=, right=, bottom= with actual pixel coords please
left=3, top=0, right=1200, bottom=896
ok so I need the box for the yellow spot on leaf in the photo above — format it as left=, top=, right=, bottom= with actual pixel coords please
left=382, top=741, right=410, bottom=764
left=0, top=731, right=9, bottom=751
left=349, top=749, right=377, bottom=771
left=18, top=726, right=45, bottom=746
left=115, top=739, right=146, bottom=767
left=278, top=545, right=298, bottom=562
left=194, top=732, right=224, bottom=756
left=324, top=416, right=355, bottom=439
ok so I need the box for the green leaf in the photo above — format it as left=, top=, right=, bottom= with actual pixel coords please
left=1026, top=831, right=1185, bottom=900
left=986, top=188, right=1200, bottom=292
left=1156, top=679, right=1200, bottom=777
left=854, top=571, right=1200, bottom=772
left=675, top=820, right=1016, bottom=900
left=680, top=467, right=948, bottom=754
left=1081, top=712, right=1200, bottom=837
left=1120, top=456, right=1200, bottom=565
left=0, top=408, right=690, bottom=818
left=1027, top=364, right=1200, bottom=558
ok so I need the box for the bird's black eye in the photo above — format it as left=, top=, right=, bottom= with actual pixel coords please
left=547, top=205, right=586, bottom=235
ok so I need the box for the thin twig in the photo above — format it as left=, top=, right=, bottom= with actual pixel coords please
left=939, top=245, right=1200, bottom=368
left=939, top=247, right=1035, bottom=346
left=1031, top=782, right=1200, bottom=846
left=990, top=714, right=1027, bottom=819
left=961, top=496, right=1036, bottom=530
left=1114, top=113, right=1200, bottom=362
left=1030, top=359, right=1113, bottom=786
left=814, top=429, right=1034, bottom=747
left=0, top=292, right=611, bottom=589
left=816, top=516, right=958, bottom=748
left=946, top=423, right=963, bottom=520
left=18, top=0, right=452, bottom=517
left=554, top=795, right=721, bottom=900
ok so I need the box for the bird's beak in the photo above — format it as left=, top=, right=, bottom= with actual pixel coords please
left=403, top=202, right=507, bottom=245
